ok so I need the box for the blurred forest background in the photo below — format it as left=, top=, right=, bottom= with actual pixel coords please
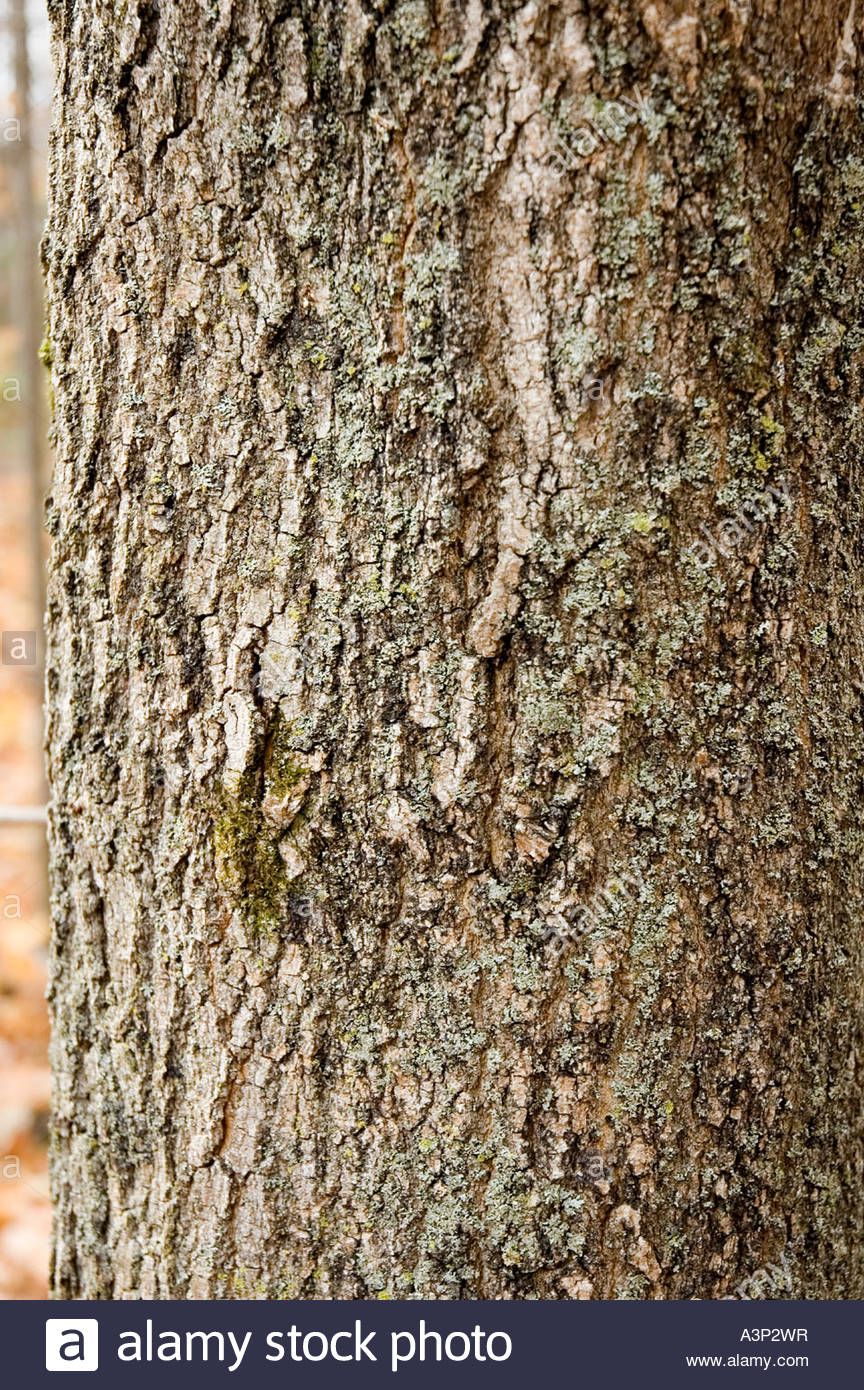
left=0, top=0, right=51, bottom=1298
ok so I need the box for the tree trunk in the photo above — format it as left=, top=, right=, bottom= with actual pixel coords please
left=7, top=0, right=47, bottom=648
left=44, top=0, right=864, bottom=1300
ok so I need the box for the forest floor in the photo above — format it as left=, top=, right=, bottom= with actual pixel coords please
left=0, top=371, right=50, bottom=1298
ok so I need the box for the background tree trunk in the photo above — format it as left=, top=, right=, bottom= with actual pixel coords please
left=45, top=0, right=864, bottom=1299
left=7, top=0, right=47, bottom=648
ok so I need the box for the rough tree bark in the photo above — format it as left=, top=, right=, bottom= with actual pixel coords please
left=45, top=0, right=864, bottom=1299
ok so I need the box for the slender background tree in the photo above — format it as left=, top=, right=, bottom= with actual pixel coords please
left=6, top=0, right=45, bottom=630
left=45, top=0, right=864, bottom=1298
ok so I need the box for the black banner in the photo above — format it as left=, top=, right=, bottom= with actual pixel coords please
left=6, top=1297, right=860, bottom=1387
